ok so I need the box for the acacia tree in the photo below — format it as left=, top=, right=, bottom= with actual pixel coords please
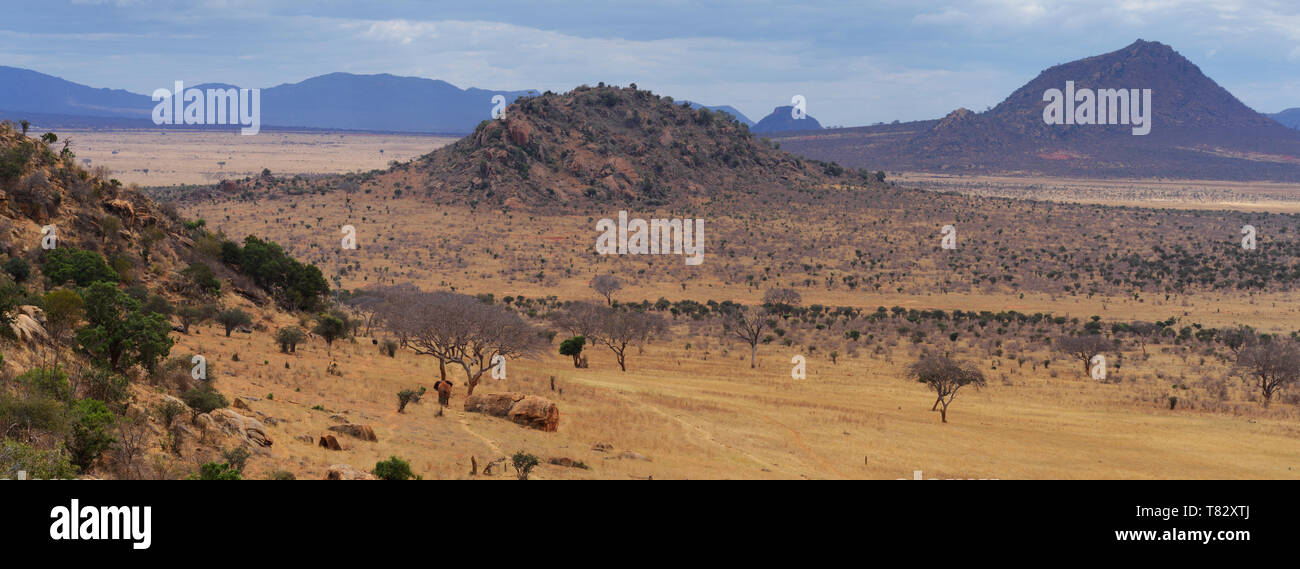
left=590, top=307, right=668, bottom=372
left=1055, top=335, right=1113, bottom=375
left=762, top=287, right=801, bottom=307
left=1236, top=339, right=1300, bottom=406
left=591, top=275, right=622, bottom=306
left=216, top=308, right=252, bottom=337
left=378, top=288, right=543, bottom=395
left=722, top=306, right=767, bottom=368
left=906, top=353, right=986, bottom=423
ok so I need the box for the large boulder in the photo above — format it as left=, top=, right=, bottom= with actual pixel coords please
left=466, top=392, right=559, bottom=432
left=208, top=408, right=272, bottom=447
left=327, top=423, right=377, bottom=442
left=326, top=464, right=376, bottom=480
left=9, top=306, right=49, bottom=344
left=508, top=396, right=560, bottom=432
left=464, top=392, right=525, bottom=418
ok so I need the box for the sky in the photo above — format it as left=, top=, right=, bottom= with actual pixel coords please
left=3, top=0, right=1300, bottom=126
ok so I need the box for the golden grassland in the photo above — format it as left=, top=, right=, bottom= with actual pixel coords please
left=169, top=296, right=1300, bottom=480
left=163, top=175, right=1300, bottom=479
left=64, top=129, right=454, bottom=187
left=64, top=130, right=1297, bottom=479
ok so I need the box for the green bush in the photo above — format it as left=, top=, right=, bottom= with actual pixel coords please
left=372, top=455, right=416, bottom=480
left=181, top=262, right=221, bottom=297
left=189, top=462, right=241, bottom=480
left=215, top=308, right=252, bottom=337
left=275, top=326, right=306, bottom=353
left=0, top=439, right=77, bottom=479
left=41, top=248, right=118, bottom=287
left=0, top=393, right=67, bottom=435
left=225, top=236, right=329, bottom=312
left=181, top=384, right=228, bottom=413
left=67, top=399, right=116, bottom=471
left=77, top=282, right=173, bottom=372
left=222, top=446, right=251, bottom=472
left=17, top=366, right=71, bottom=402
left=2, top=257, right=31, bottom=283
left=81, top=367, right=130, bottom=411
left=511, top=451, right=540, bottom=480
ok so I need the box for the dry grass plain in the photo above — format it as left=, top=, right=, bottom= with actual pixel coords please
left=63, top=129, right=454, bottom=187
left=173, top=292, right=1299, bottom=481
left=897, top=172, right=1300, bottom=213
left=175, top=197, right=1300, bottom=480
left=76, top=133, right=1300, bottom=479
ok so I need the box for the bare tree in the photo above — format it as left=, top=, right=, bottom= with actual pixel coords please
left=1055, top=335, right=1113, bottom=375
left=1236, top=339, right=1300, bottom=406
left=377, top=288, right=543, bottom=395
left=551, top=301, right=606, bottom=339
left=591, top=274, right=623, bottom=306
left=565, top=304, right=667, bottom=371
left=723, top=306, right=768, bottom=368
left=906, top=353, right=986, bottom=423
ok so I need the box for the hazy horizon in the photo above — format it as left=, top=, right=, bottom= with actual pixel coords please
left=4, top=1, right=1300, bottom=127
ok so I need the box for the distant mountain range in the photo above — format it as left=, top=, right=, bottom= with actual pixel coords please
left=1271, top=108, right=1300, bottom=129
left=0, top=66, right=534, bottom=135
left=771, top=40, right=1300, bottom=181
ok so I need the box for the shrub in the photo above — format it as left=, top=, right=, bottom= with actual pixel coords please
left=267, top=469, right=295, bottom=480
left=17, top=366, right=71, bottom=402
left=222, top=446, right=251, bottom=472
left=215, top=308, right=252, bottom=337
left=188, top=462, right=241, bottom=480
left=396, top=387, right=426, bottom=413
left=156, top=399, right=186, bottom=428
left=181, top=384, right=228, bottom=413
left=81, top=367, right=129, bottom=411
left=41, top=289, right=84, bottom=341
left=372, top=455, right=416, bottom=480
left=511, top=451, right=540, bottom=480
left=0, top=439, right=77, bottom=480
left=42, top=248, right=118, bottom=287
left=2, top=257, right=30, bottom=283
left=0, top=393, right=67, bottom=435
left=176, top=303, right=217, bottom=333
left=312, top=313, right=347, bottom=350
left=275, top=326, right=306, bottom=353
left=380, top=338, right=398, bottom=357
left=67, top=399, right=116, bottom=471
left=181, top=262, right=221, bottom=297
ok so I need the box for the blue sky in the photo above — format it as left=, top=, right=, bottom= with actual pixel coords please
left=4, top=0, right=1300, bottom=125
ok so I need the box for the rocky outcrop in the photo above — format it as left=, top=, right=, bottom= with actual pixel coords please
left=326, top=464, right=376, bottom=480
left=9, top=306, right=49, bottom=344
left=508, top=396, right=560, bottom=432
left=327, top=423, right=377, bottom=442
left=207, top=408, right=272, bottom=447
left=465, top=392, right=560, bottom=432
left=318, top=435, right=342, bottom=451
left=464, top=392, right=525, bottom=417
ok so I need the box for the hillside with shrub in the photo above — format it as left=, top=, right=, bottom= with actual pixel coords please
left=0, top=120, right=331, bottom=480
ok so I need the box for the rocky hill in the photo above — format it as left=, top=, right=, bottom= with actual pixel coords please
left=173, top=84, right=880, bottom=208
